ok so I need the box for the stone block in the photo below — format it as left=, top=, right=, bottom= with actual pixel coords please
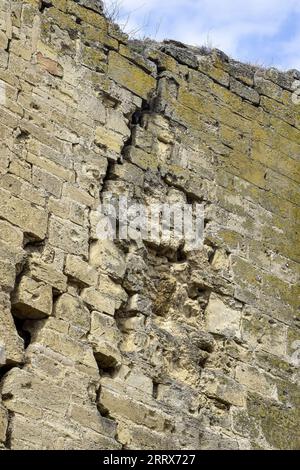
left=95, top=126, right=124, bottom=153
left=0, top=188, right=48, bottom=240
left=0, top=291, right=24, bottom=365
left=89, top=241, right=126, bottom=280
left=202, top=370, right=245, bottom=407
left=26, top=153, right=75, bottom=183
left=241, top=311, right=288, bottom=357
left=32, top=166, right=63, bottom=198
left=69, top=403, right=116, bottom=438
left=0, top=259, right=16, bottom=290
left=54, top=294, right=90, bottom=331
left=108, top=51, right=156, bottom=100
left=28, top=258, right=67, bottom=293
left=205, top=294, right=242, bottom=339
left=230, top=77, right=260, bottom=104
left=48, top=216, right=89, bottom=257
left=81, top=287, right=115, bottom=316
left=235, top=364, right=278, bottom=400
left=36, top=52, right=63, bottom=77
left=98, top=274, right=128, bottom=309
left=65, top=254, right=98, bottom=286
left=12, top=276, right=53, bottom=319
left=106, top=108, right=131, bottom=137
left=111, top=162, right=144, bottom=186
left=89, top=311, right=122, bottom=368
left=99, top=386, right=171, bottom=433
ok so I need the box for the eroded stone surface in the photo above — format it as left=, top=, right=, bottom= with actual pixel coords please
left=0, top=0, right=299, bottom=451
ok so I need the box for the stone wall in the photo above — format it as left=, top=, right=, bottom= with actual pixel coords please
left=0, top=0, right=299, bottom=450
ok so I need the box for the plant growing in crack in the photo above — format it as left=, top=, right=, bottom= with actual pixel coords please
left=103, top=0, right=162, bottom=40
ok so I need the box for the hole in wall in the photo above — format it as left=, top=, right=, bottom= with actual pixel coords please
left=152, top=381, right=159, bottom=399
left=93, top=352, right=119, bottom=378
left=13, top=318, right=31, bottom=350
left=39, top=0, right=53, bottom=13
left=15, top=129, right=30, bottom=142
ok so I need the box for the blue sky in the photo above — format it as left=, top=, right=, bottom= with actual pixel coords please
left=105, top=0, right=300, bottom=70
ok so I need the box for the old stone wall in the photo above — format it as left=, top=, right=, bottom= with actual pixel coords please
left=0, top=0, right=299, bottom=450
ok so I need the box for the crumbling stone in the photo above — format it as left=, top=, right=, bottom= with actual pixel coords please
left=0, top=0, right=298, bottom=451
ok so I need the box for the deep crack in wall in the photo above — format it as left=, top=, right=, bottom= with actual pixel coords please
left=0, top=0, right=299, bottom=450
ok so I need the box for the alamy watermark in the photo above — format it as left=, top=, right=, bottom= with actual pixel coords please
left=292, top=80, right=300, bottom=105
left=96, top=194, right=204, bottom=250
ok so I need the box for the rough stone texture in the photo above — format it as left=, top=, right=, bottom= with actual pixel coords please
left=0, top=0, right=299, bottom=450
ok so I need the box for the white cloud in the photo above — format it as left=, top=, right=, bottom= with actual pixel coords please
left=105, top=0, right=300, bottom=70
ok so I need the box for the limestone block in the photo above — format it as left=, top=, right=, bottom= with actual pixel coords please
left=81, top=45, right=106, bottom=71
left=28, top=258, right=67, bottom=293
left=29, top=328, right=91, bottom=366
left=7, top=415, right=66, bottom=450
left=48, top=216, right=89, bottom=257
left=115, top=420, right=175, bottom=450
left=0, top=49, right=8, bottom=68
left=119, top=44, right=156, bottom=72
left=0, top=344, right=5, bottom=366
left=98, top=274, right=128, bottom=309
left=89, top=311, right=122, bottom=368
left=12, top=276, right=53, bottom=319
left=0, top=259, right=16, bottom=290
left=162, top=43, right=198, bottom=69
left=10, top=39, right=32, bottom=61
left=32, top=167, right=63, bottom=198
left=0, top=188, right=48, bottom=240
left=36, top=52, right=63, bottom=77
left=62, top=183, right=95, bottom=208
left=95, top=126, right=124, bottom=153
left=111, top=162, right=144, bottom=187
left=230, top=77, right=260, bottom=104
left=1, top=368, right=70, bottom=415
left=191, top=331, right=215, bottom=353
left=106, top=108, right=131, bottom=138
left=99, top=387, right=171, bottom=433
left=205, top=294, right=242, bottom=339
left=81, top=287, right=115, bottom=316
left=0, top=291, right=24, bottom=365
left=125, top=146, right=159, bottom=171
left=235, top=364, right=278, bottom=400
left=69, top=200, right=89, bottom=227
left=202, top=370, right=245, bottom=407
left=69, top=403, right=117, bottom=439
left=199, top=431, right=239, bottom=450
left=54, top=294, right=90, bottom=331
left=211, top=248, right=229, bottom=271
left=67, top=1, right=105, bottom=23
left=108, top=51, right=156, bottom=100
left=123, top=369, right=153, bottom=396
left=89, top=240, right=126, bottom=280
left=8, top=153, right=31, bottom=180
left=241, top=311, right=288, bottom=357
left=65, top=254, right=98, bottom=286
left=26, top=153, right=75, bottom=183
left=93, top=341, right=121, bottom=369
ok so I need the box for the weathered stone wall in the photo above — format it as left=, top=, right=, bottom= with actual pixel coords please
left=0, top=0, right=299, bottom=450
